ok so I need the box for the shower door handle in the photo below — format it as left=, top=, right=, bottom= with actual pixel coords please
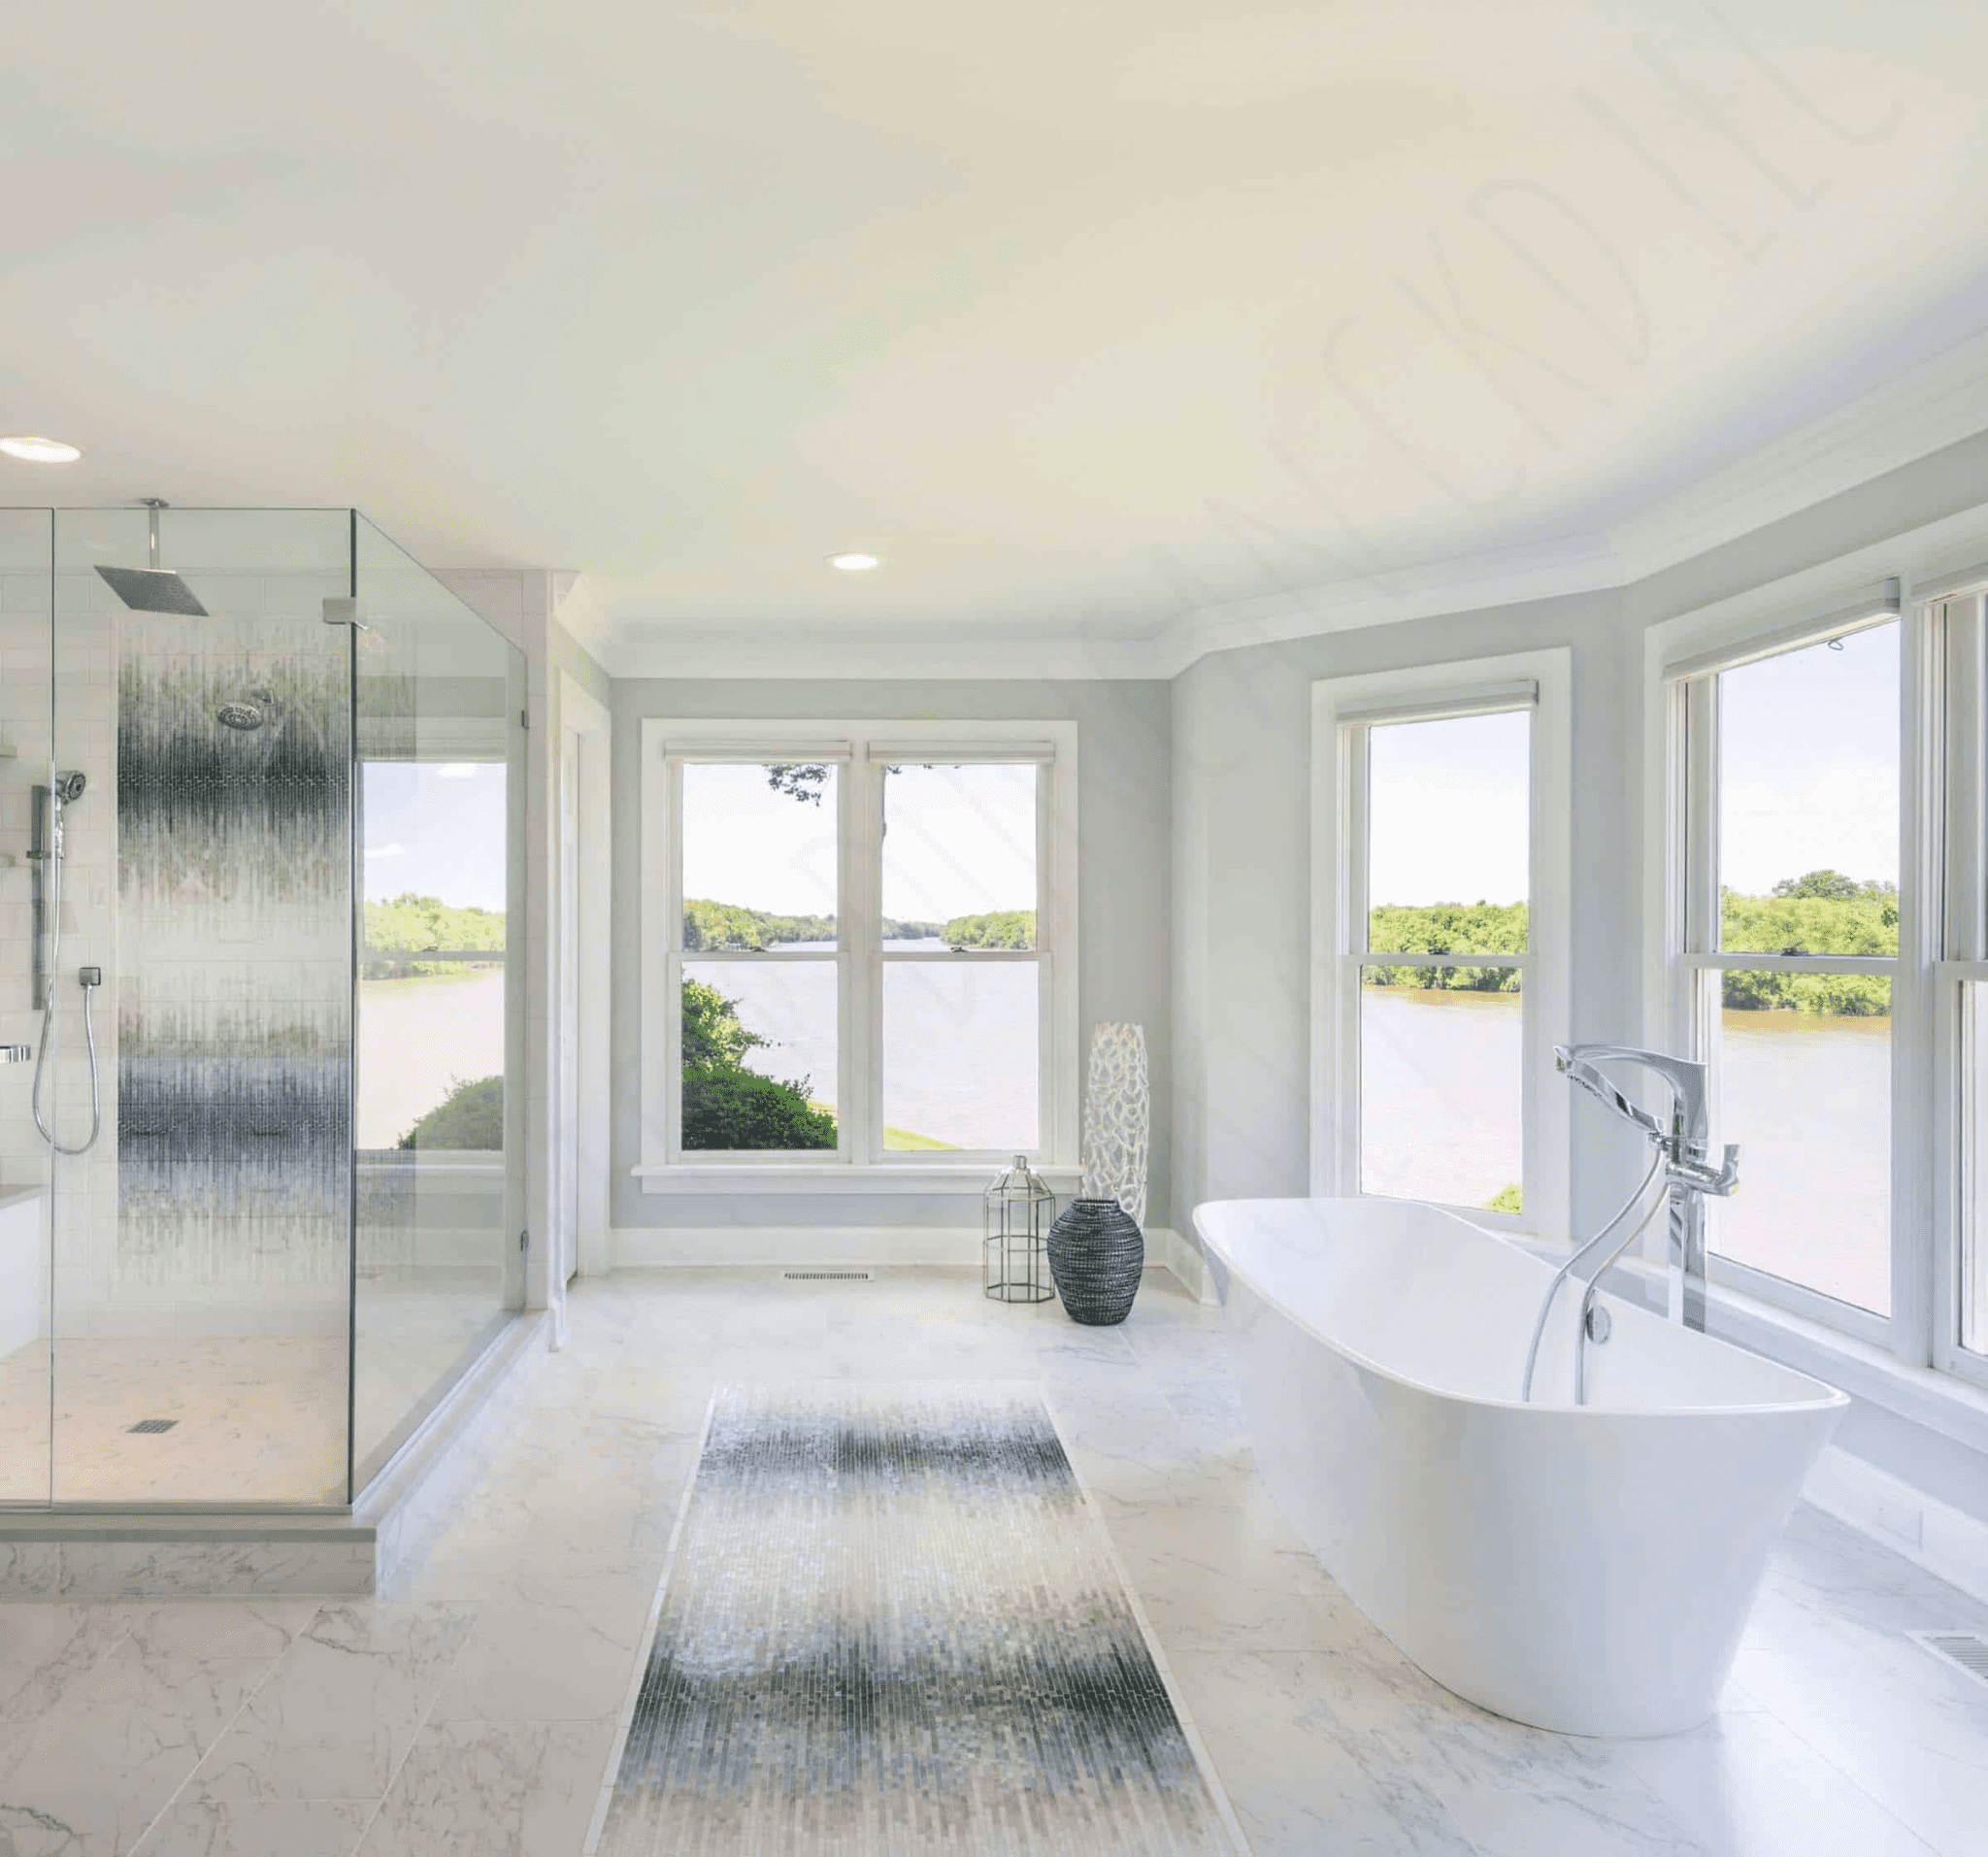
left=321, top=597, right=371, bottom=631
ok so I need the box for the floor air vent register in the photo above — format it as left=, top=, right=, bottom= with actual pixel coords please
left=781, top=1271, right=871, bottom=1280
left=126, top=1418, right=178, bottom=1434
left=1912, top=1632, right=1988, bottom=1689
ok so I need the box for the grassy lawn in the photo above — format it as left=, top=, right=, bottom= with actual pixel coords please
left=809, top=1102, right=958, bottom=1151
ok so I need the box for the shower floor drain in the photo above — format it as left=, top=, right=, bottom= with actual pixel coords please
left=782, top=1271, right=871, bottom=1281
left=127, top=1418, right=178, bottom=1434
left=1912, top=1631, right=1988, bottom=1689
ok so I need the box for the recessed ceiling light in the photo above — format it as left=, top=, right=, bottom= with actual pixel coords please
left=0, top=435, right=83, bottom=464
left=827, top=551, right=881, bottom=572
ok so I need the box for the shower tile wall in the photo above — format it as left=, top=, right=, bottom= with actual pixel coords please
left=114, top=605, right=350, bottom=1294
left=44, top=547, right=356, bottom=1506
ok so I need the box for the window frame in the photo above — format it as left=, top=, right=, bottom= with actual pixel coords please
left=1648, top=575, right=1988, bottom=1384
left=1311, top=648, right=1573, bottom=1240
left=636, top=717, right=1080, bottom=1193
left=1661, top=607, right=1909, bottom=1347
left=1932, top=588, right=1988, bottom=1391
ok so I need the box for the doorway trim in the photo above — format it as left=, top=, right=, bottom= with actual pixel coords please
left=555, top=669, right=613, bottom=1281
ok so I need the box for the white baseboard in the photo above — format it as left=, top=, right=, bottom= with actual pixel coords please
left=611, top=1226, right=981, bottom=1269
left=1144, top=1226, right=1218, bottom=1305
left=610, top=1222, right=1216, bottom=1302
left=1804, top=1444, right=1988, bottom=1609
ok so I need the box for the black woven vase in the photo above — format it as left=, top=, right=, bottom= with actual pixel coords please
left=1046, top=1198, right=1143, bottom=1326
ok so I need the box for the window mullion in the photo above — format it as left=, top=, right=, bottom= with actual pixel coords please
left=1893, top=596, right=1941, bottom=1364
left=1340, top=725, right=1370, bottom=1197
left=664, top=758, right=685, bottom=1162
left=846, top=747, right=879, bottom=1165
left=1683, top=677, right=1719, bottom=962
left=1034, top=760, right=1053, bottom=1159
left=1937, top=601, right=1986, bottom=1372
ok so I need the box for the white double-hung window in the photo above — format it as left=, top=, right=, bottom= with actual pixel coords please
left=1658, top=597, right=1907, bottom=1343
left=1312, top=649, right=1573, bottom=1237
left=636, top=719, right=1078, bottom=1188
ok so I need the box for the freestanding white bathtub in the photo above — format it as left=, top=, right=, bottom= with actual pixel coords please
left=1193, top=1196, right=1848, bottom=1738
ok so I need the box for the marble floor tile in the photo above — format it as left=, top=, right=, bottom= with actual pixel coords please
left=7, top=1267, right=1985, bottom=1857
left=1108, top=1483, right=1358, bottom=1654
left=1171, top=1650, right=1478, bottom=1856
left=358, top=1717, right=616, bottom=1857
left=0, top=1601, right=137, bottom=1726
left=426, top=1563, right=658, bottom=1724
left=130, top=1798, right=375, bottom=1857
left=0, top=1634, right=274, bottom=1857
left=1608, top=1708, right=1940, bottom=1856
left=184, top=1601, right=475, bottom=1805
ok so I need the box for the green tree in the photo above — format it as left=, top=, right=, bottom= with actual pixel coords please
left=364, top=892, right=507, bottom=978
left=680, top=978, right=837, bottom=1150
left=1771, top=869, right=1863, bottom=901
left=942, top=910, right=1036, bottom=948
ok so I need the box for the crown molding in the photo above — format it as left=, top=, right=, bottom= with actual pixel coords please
left=1609, top=322, right=1988, bottom=584
left=1145, top=530, right=1625, bottom=678
left=597, top=623, right=1163, bottom=683
left=1148, top=324, right=1988, bottom=677
left=548, top=569, right=620, bottom=678
left=447, top=325, right=1988, bottom=684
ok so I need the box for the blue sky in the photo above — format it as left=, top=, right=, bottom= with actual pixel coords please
left=363, top=760, right=509, bottom=911
left=1365, top=620, right=1899, bottom=908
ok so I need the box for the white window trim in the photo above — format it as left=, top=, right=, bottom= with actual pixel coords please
left=1655, top=590, right=1909, bottom=1350
left=1310, top=647, right=1573, bottom=1241
left=1641, top=518, right=1988, bottom=1403
left=633, top=717, right=1080, bottom=1196
left=1933, top=589, right=1988, bottom=1392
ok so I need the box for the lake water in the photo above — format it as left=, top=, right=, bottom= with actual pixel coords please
left=357, top=965, right=1896, bottom=1312
left=1360, top=986, right=1890, bottom=1313
left=688, top=941, right=1038, bottom=1151
left=355, top=969, right=508, bottom=1149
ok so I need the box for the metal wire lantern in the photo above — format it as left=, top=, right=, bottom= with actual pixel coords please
left=984, top=1153, right=1056, bottom=1304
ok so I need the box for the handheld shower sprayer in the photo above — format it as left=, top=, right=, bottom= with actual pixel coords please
left=30, top=772, right=103, bottom=1155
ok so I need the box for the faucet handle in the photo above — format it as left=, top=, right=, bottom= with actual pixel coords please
left=1669, top=1143, right=1740, bottom=1197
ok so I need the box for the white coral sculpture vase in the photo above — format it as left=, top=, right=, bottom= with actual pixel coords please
left=1080, top=1021, right=1149, bottom=1228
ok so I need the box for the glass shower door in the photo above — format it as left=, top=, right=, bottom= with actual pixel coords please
left=349, top=517, right=525, bottom=1490
left=0, top=511, right=53, bottom=1506
left=49, top=508, right=356, bottom=1505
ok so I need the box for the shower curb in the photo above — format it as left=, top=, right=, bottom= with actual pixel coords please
left=0, top=1310, right=548, bottom=1599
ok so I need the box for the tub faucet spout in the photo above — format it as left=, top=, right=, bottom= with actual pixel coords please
left=1552, top=1044, right=1738, bottom=1335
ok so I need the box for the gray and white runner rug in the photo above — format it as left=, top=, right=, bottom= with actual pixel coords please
left=589, top=1381, right=1246, bottom=1855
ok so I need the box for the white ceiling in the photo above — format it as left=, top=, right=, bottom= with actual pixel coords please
left=6, top=3, right=1988, bottom=670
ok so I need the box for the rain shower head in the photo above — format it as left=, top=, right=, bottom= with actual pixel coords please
left=95, top=497, right=209, bottom=616
left=95, top=565, right=209, bottom=616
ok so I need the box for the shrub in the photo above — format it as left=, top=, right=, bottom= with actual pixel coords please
left=680, top=977, right=837, bottom=1150
left=681, top=1066, right=838, bottom=1150
left=398, top=1074, right=504, bottom=1149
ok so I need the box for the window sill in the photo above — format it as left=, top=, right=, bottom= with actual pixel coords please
left=631, top=1162, right=1084, bottom=1198
left=1522, top=1239, right=1988, bottom=1457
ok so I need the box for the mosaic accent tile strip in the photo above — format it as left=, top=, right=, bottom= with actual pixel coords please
left=595, top=1381, right=1244, bottom=1856
left=116, top=620, right=352, bottom=1285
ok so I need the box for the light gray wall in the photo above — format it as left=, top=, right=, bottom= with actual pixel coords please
left=610, top=679, right=1172, bottom=1233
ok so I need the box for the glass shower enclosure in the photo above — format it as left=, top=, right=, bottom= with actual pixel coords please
left=0, top=507, right=525, bottom=1508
